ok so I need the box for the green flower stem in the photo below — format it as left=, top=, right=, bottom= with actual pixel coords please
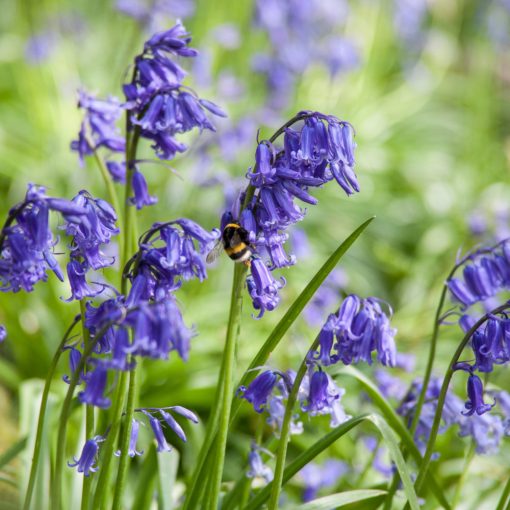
left=23, top=316, right=81, bottom=510
left=94, top=120, right=141, bottom=508
left=121, top=127, right=141, bottom=283
left=206, top=262, right=248, bottom=510
left=112, top=361, right=138, bottom=509
left=451, top=441, right=475, bottom=508
left=52, top=315, right=134, bottom=510
left=268, top=336, right=319, bottom=510
left=495, top=475, right=510, bottom=510
left=84, top=133, right=121, bottom=225
left=80, top=300, right=94, bottom=510
left=92, top=372, right=129, bottom=510
left=182, top=353, right=227, bottom=510
left=412, top=302, right=510, bottom=498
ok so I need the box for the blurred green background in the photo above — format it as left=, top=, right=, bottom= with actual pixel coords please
left=0, top=0, right=510, bottom=507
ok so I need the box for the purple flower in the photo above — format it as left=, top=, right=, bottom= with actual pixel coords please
left=448, top=243, right=510, bottom=310
left=0, top=325, right=6, bottom=343
left=63, top=191, right=119, bottom=270
left=130, top=170, right=158, bottom=210
left=313, top=295, right=397, bottom=368
left=71, top=90, right=125, bottom=166
left=62, top=344, right=83, bottom=384
left=115, top=419, right=144, bottom=458
left=246, top=258, right=285, bottom=318
left=239, top=370, right=279, bottom=413
left=68, top=435, right=104, bottom=476
left=300, top=369, right=350, bottom=427
left=0, top=184, right=86, bottom=293
left=247, top=444, right=273, bottom=483
left=124, top=22, right=225, bottom=163
left=66, top=260, right=102, bottom=301
left=126, top=219, right=219, bottom=299
left=462, top=375, right=495, bottom=416
left=78, top=364, right=111, bottom=408
left=147, top=413, right=172, bottom=452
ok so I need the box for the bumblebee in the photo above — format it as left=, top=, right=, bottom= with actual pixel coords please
left=206, top=222, right=252, bottom=265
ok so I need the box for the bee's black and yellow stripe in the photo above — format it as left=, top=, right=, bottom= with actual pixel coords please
left=223, top=223, right=252, bottom=262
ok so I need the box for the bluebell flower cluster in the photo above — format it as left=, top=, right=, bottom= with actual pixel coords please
left=252, top=0, right=358, bottom=110
left=315, top=295, right=397, bottom=368
left=379, top=372, right=510, bottom=455
left=63, top=191, right=119, bottom=301
left=70, top=218, right=217, bottom=409
left=447, top=242, right=510, bottom=309
left=227, top=111, right=358, bottom=317
left=71, top=90, right=125, bottom=173
left=0, top=184, right=89, bottom=293
left=138, top=406, right=198, bottom=453
left=124, top=22, right=226, bottom=161
left=239, top=367, right=350, bottom=433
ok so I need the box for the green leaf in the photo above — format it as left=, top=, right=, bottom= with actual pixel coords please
left=243, top=413, right=420, bottom=510
left=336, top=365, right=451, bottom=510
left=0, top=436, right=27, bottom=469
left=366, top=415, right=420, bottom=510
left=295, top=490, right=388, bottom=510
left=132, top=445, right=158, bottom=510
left=157, top=450, right=179, bottom=510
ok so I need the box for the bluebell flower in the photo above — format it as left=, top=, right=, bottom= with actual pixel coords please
left=247, top=444, right=273, bottom=484
left=115, top=419, right=144, bottom=458
left=130, top=170, right=158, bottom=210
left=78, top=364, right=111, bottom=408
left=63, top=344, right=83, bottom=384
left=458, top=412, right=505, bottom=454
left=223, top=111, right=357, bottom=317
left=300, top=369, right=350, bottom=427
left=239, top=370, right=279, bottom=413
left=71, top=90, right=125, bottom=167
left=246, top=258, right=285, bottom=318
left=462, top=374, right=495, bottom=416
left=266, top=395, right=303, bottom=435
left=146, top=412, right=172, bottom=452
left=66, top=260, right=103, bottom=301
left=0, top=325, right=6, bottom=343
left=68, top=435, right=104, bottom=476
left=126, top=219, right=219, bottom=299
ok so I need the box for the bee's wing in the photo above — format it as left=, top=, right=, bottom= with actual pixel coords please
left=206, top=240, right=223, bottom=264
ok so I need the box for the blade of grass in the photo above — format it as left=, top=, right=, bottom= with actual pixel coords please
left=297, top=489, right=388, bottom=510
left=336, top=365, right=451, bottom=510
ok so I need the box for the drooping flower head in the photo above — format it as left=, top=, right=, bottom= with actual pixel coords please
left=70, top=90, right=125, bottom=173
left=68, top=435, right=105, bottom=476
left=124, top=21, right=226, bottom=161
left=314, top=295, right=397, bottom=368
left=227, top=111, right=358, bottom=317
left=0, top=184, right=87, bottom=293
